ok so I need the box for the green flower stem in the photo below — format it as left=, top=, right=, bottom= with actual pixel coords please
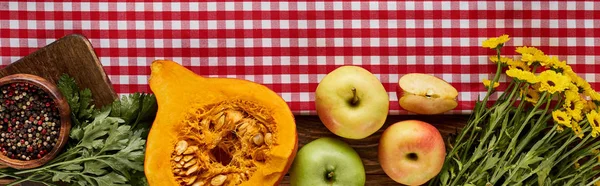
left=479, top=49, right=504, bottom=114
left=515, top=133, right=580, bottom=183
left=504, top=93, right=548, bottom=159
left=586, top=176, right=600, bottom=186
left=554, top=126, right=593, bottom=166
left=512, top=95, right=560, bottom=158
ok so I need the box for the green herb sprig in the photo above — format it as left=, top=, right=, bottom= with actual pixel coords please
left=0, top=74, right=157, bottom=186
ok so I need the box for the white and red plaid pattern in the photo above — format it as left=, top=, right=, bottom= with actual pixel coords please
left=1, top=1, right=599, bottom=115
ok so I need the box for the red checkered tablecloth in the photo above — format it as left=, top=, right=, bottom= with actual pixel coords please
left=1, top=1, right=599, bottom=115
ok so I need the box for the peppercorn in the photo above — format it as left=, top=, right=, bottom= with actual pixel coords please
left=0, top=82, right=60, bottom=161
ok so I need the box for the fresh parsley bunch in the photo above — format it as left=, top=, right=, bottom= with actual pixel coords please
left=0, top=74, right=157, bottom=186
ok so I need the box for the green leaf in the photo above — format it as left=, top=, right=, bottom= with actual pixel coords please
left=95, top=172, right=128, bottom=185
left=130, top=171, right=149, bottom=186
left=482, top=153, right=501, bottom=172
left=77, top=88, right=94, bottom=119
left=134, top=94, right=157, bottom=128
left=83, top=161, right=108, bottom=176
left=112, top=93, right=141, bottom=125
left=103, top=126, right=131, bottom=151
left=69, top=125, right=84, bottom=141
left=57, top=74, right=80, bottom=114
left=57, top=164, right=83, bottom=171
left=96, top=159, right=130, bottom=179
left=453, top=157, right=464, bottom=171
left=79, top=122, right=110, bottom=149
left=51, top=172, right=74, bottom=182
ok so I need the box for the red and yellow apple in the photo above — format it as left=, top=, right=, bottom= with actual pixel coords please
left=397, top=73, right=458, bottom=115
left=378, top=120, right=446, bottom=186
left=315, top=66, right=389, bottom=139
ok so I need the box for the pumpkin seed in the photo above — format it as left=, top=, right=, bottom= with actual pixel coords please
left=214, top=114, right=225, bottom=130
left=183, top=155, right=194, bottom=162
left=210, top=175, right=227, bottom=186
left=175, top=140, right=188, bottom=155
left=226, top=110, right=244, bottom=124
left=252, top=133, right=264, bottom=145
left=264, top=133, right=273, bottom=146
left=192, top=181, right=205, bottom=186
left=183, top=159, right=197, bottom=168
left=174, top=155, right=183, bottom=162
left=184, top=175, right=197, bottom=185
left=183, top=146, right=199, bottom=155
left=186, top=165, right=199, bottom=176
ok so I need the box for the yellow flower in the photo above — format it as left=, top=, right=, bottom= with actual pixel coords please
left=587, top=110, right=600, bottom=137
left=572, top=120, right=584, bottom=139
left=521, top=87, right=540, bottom=104
left=506, top=69, right=539, bottom=84
left=563, top=91, right=584, bottom=121
left=566, top=71, right=591, bottom=92
left=593, top=149, right=600, bottom=162
left=537, top=70, right=571, bottom=94
left=489, top=56, right=513, bottom=64
left=553, top=110, right=572, bottom=127
left=585, top=89, right=600, bottom=101
left=574, top=162, right=581, bottom=169
left=557, top=124, right=564, bottom=132
left=483, top=79, right=500, bottom=88
left=507, top=60, right=531, bottom=72
left=547, top=56, right=571, bottom=72
left=516, top=46, right=544, bottom=55
left=521, top=53, right=535, bottom=63
left=482, top=34, right=510, bottom=49
left=522, top=52, right=550, bottom=66
left=584, top=100, right=598, bottom=113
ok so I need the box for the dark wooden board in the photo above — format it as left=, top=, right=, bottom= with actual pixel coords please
left=0, top=34, right=117, bottom=186
left=0, top=33, right=470, bottom=185
left=0, top=34, right=118, bottom=108
left=281, top=115, right=468, bottom=185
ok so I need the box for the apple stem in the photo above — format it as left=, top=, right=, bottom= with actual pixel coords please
left=351, top=87, right=359, bottom=105
left=327, top=171, right=334, bottom=180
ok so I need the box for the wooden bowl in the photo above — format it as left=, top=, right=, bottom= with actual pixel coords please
left=0, top=74, right=71, bottom=169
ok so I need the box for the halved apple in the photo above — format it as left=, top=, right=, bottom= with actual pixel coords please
left=397, top=73, right=458, bottom=115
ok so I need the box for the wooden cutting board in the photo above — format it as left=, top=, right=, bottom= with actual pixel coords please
left=0, top=34, right=118, bottom=108
left=0, top=34, right=117, bottom=185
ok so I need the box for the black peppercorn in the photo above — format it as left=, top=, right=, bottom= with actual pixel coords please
left=0, top=82, right=60, bottom=161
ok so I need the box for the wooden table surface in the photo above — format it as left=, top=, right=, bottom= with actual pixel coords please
left=279, top=114, right=469, bottom=185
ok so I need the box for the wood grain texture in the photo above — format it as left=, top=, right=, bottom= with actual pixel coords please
left=0, top=34, right=118, bottom=108
left=287, top=115, right=468, bottom=185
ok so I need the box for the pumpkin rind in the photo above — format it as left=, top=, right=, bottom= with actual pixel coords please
left=144, top=60, right=298, bottom=186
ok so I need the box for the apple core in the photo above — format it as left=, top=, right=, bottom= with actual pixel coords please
left=407, top=153, right=418, bottom=161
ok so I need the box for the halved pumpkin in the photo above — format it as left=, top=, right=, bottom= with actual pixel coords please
left=144, top=60, right=298, bottom=186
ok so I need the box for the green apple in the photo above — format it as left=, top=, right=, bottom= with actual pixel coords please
left=289, top=137, right=366, bottom=186
left=315, top=66, right=389, bottom=139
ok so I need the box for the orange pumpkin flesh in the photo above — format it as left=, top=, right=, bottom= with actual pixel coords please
left=144, top=60, right=298, bottom=186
